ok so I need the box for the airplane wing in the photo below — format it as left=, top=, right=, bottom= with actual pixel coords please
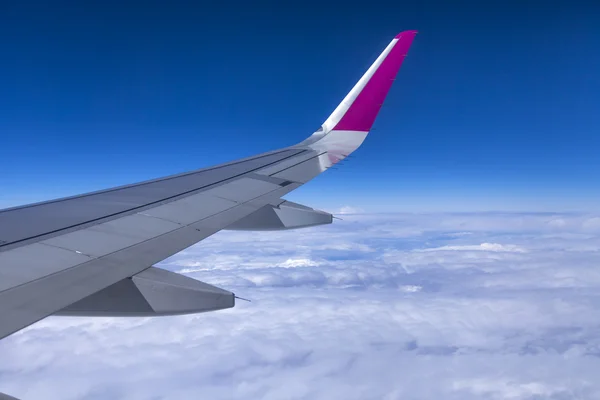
left=0, top=31, right=417, bottom=340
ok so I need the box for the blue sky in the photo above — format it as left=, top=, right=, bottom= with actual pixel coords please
left=1, top=1, right=599, bottom=211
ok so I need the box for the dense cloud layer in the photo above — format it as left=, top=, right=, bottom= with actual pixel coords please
left=2, top=213, right=600, bottom=399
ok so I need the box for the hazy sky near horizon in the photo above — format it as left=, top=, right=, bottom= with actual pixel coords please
left=1, top=1, right=599, bottom=211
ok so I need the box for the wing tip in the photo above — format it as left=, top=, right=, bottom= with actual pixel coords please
left=395, top=30, right=418, bottom=39
left=326, top=30, right=417, bottom=132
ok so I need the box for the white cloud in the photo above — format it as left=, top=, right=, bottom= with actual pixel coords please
left=2, top=212, right=600, bottom=399
left=547, top=218, right=567, bottom=228
left=279, top=258, right=321, bottom=268
left=452, top=378, right=567, bottom=399
left=416, top=243, right=527, bottom=253
left=400, top=285, right=422, bottom=293
left=582, top=217, right=600, bottom=231
left=336, top=206, right=364, bottom=215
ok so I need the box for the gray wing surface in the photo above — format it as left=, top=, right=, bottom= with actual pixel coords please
left=0, top=148, right=319, bottom=339
left=0, top=31, right=416, bottom=341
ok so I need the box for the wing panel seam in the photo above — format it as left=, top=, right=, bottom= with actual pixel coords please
left=0, top=149, right=303, bottom=215
left=268, top=151, right=328, bottom=177
left=0, top=182, right=298, bottom=296
left=0, top=149, right=307, bottom=250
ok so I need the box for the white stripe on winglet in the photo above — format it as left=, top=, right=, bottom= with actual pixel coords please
left=320, top=38, right=399, bottom=133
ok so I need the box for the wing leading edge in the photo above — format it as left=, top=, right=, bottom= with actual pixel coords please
left=0, top=31, right=416, bottom=340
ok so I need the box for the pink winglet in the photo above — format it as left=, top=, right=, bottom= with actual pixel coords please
left=332, top=30, right=417, bottom=132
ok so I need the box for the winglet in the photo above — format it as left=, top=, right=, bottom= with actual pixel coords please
left=321, top=30, right=417, bottom=133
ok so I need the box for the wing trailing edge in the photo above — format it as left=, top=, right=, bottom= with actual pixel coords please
left=226, top=200, right=332, bottom=231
